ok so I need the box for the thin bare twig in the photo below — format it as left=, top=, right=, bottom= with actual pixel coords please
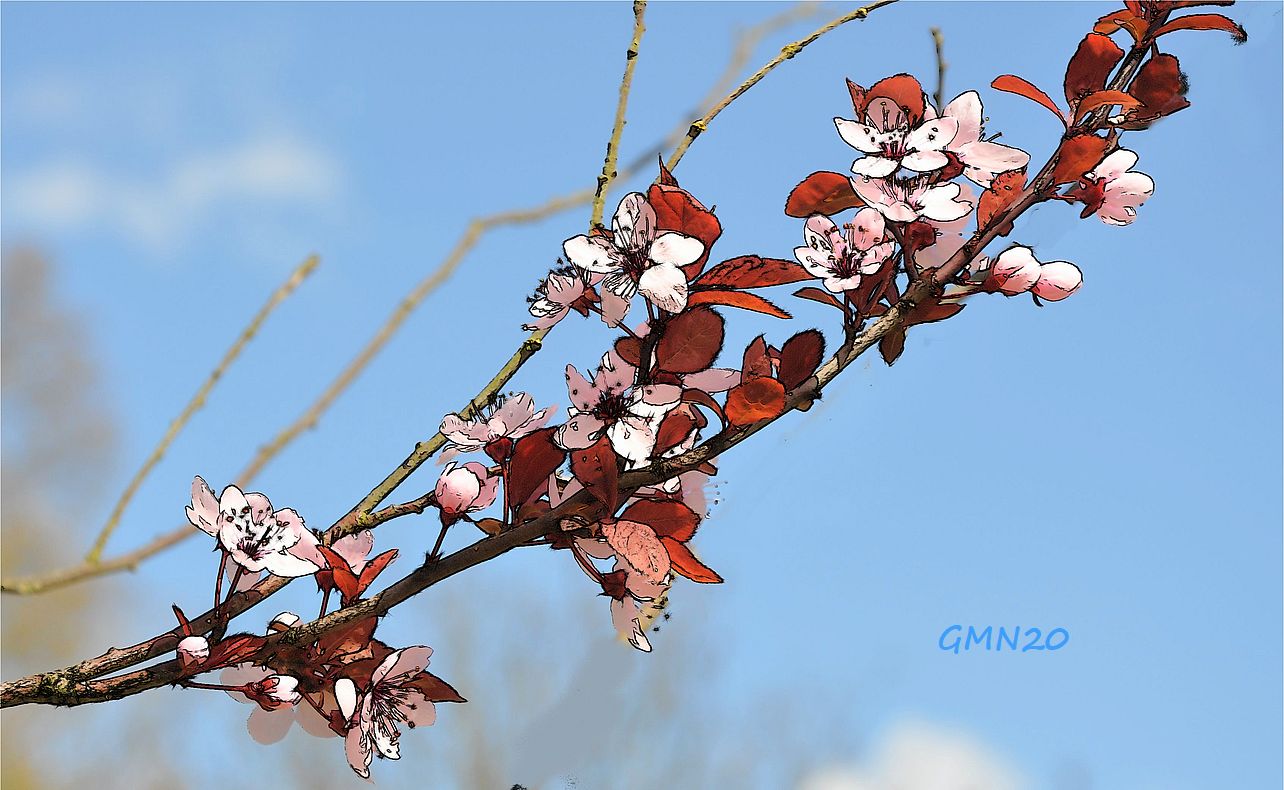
left=590, top=1, right=648, bottom=228
left=82, top=255, right=320, bottom=565
left=930, top=27, right=946, bottom=112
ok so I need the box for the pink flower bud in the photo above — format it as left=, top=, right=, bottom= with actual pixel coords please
left=986, top=245, right=1041, bottom=296
left=1032, top=261, right=1083, bottom=301
left=176, top=635, right=209, bottom=667
left=246, top=674, right=301, bottom=710
left=434, top=462, right=499, bottom=517
left=268, top=611, right=300, bottom=633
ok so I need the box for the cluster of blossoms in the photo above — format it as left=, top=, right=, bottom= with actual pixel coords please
left=167, top=0, right=1241, bottom=778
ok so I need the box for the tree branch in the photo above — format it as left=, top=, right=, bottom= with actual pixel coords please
left=590, top=1, right=649, bottom=228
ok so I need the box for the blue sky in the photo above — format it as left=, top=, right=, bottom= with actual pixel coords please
left=2, top=2, right=1281, bottom=789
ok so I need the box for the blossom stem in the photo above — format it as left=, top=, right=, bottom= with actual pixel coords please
left=319, top=589, right=331, bottom=620
left=181, top=681, right=245, bottom=693
left=428, top=523, right=450, bottom=565
left=213, top=551, right=228, bottom=615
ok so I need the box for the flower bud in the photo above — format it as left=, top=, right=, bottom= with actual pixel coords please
left=1032, top=261, right=1083, bottom=301
left=986, top=245, right=1041, bottom=296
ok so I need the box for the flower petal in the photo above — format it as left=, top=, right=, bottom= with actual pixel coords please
left=637, top=262, right=689, bottom=313
left=648, top=232, right=704, bottom=268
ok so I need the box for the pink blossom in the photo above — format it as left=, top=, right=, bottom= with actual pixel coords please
left=187, top=477, right=320, bottom=578
left=268, top=611, right=301, bottom=633
left=524, top=269, right=587, bottom=331
left=563, top=192, right=704, bottom=318
left=340, top=647, right=440, bottom=779
left=794, top=210, right=895, bottom=293
left=851, top=175, right=973, bottom=224
left=1032, top=260, right=1084, bottom=301
left=439, top=393, right=556, bottom=462
left=837, top=112, right=959, bottom=178
left=555, top=353, right=682, bottom=465
left=221, top=664, right=334, bottom=744
left=924, top=91, right=1030, bottom=186
left=434, top=462, right=499, bottom=518
left=331, top=530, right=375, bottom=574
left=1067, top=148, right=1155, bottom=226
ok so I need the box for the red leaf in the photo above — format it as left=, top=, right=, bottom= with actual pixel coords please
left=317, top=545, right=361, bottom=603
left=1064, top=33, right=1125, bottom=107
left=408, top=671, right=468, bottom=703
left=741, top=335, right=773, bottom=379
left=1094, top=9, right=1146, bottom=43
left=653, top=410, right=696, bottom=456
left=603, top=519, right=670, bottom=583
left=356, top=549, right=398, bottom=596
left=681, top=388, right=726, bottom=427
left=661, top=537, right=723, bottom=583
left=656, top=155, right=679, bottom=187
left=1153, top=13, right=1246, bottom=42
left=688, top=290, right=791, bottom=319
left=1121, top=54, right=1190, bottom=128
left=991, top=75, right=1067, bottom=126
left=507, top=428, right=566, bottom=508
left=784, top=171, right=864, bottom=218
left=570, top=437, right=619, bottom=514
left=648, top=183, right=722, bottom=279
left=977, top=169, right=1027, bottom=235
left=204, top=633, right=266, bottom=669
left=860, top=73, right=927, bottom=126
left=656, top=306, right=724, bottom=374
left=614, top=336, right=642, bottom=367
left=793, top=286, right=845, bottom=311
left=846, top=78, right=866, bottom=114
left=1052, top=134, right=1109, bottom=185
left=778, top=329, right=825, bottom=391
left=725, top=377, right=787, bottom=426
left=695, top=255, right=812, bottom=289
left=318, top=615, right=378, bottom=661
left=1074, top=89, right=1143, bottom=121
left=621, top=499, right=700, bottom=542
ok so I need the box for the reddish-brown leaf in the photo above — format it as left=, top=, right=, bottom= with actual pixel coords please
left=317, top=545, right=361, bottom=602
left=204, top=633, right=266, bottom=669
left=977, top=169, right=1027, bottom=235
left=725, top=377, right=787, bottom=426
left=1153, top=13, right=1246, bottom=42
left=1074, top=89, right=1143, bottom=121
left=688, top=290, right=791, bottom=319
left=793, top=286, right=845, bottom=311
left=741, top=335, right=773, bottom=380
left=1052, top=134, right=1109, bottom=185
left=614, top=336, right=642, bottom=367
left=991, top=75, right=1067, bottom=126
left=621, top=499, right=700, bottom=542
left=656, top=156, right=679, bottom=187
left=861, top=73, right=928, bottom=125
left=1064, top=33, right=1125, bottom=107
left=661, top=537, right=723, bottom=583
left=648, top=183, right=722, bottom=278
left=1122, top=54, right=1190, bottom=128
left=318, top=615, right=378, bottom=662
left=784, top=171, right=864, bottom=218
left=408, top=671, right=467, bottom=703
left=653, top=409, right=696, bottom=456
left=656, top=306, right=724, bottom=374
left=356, top=549, right=398, bottom=596
left=695, top=255, right=812, bottom=289
left=570, top=436, right=619, bottom=514
left=507, top=427, right=566, bottom=508
left=778, top=329, right=826, bottom=391
left=681, top=388, right=726, bottom=427
left=879, top=328, right=908, bottom=366
left=1094, top=9, right=1146, bottom=43
left=602, top=519, right=670, bottom=583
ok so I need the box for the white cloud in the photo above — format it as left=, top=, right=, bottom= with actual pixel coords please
left=797, top=720, right=1026, bottom=790
left=4, top=135, right=342, bottom=254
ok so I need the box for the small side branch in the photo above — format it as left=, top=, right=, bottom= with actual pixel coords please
left=590, top=0, right=649, bottom=228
